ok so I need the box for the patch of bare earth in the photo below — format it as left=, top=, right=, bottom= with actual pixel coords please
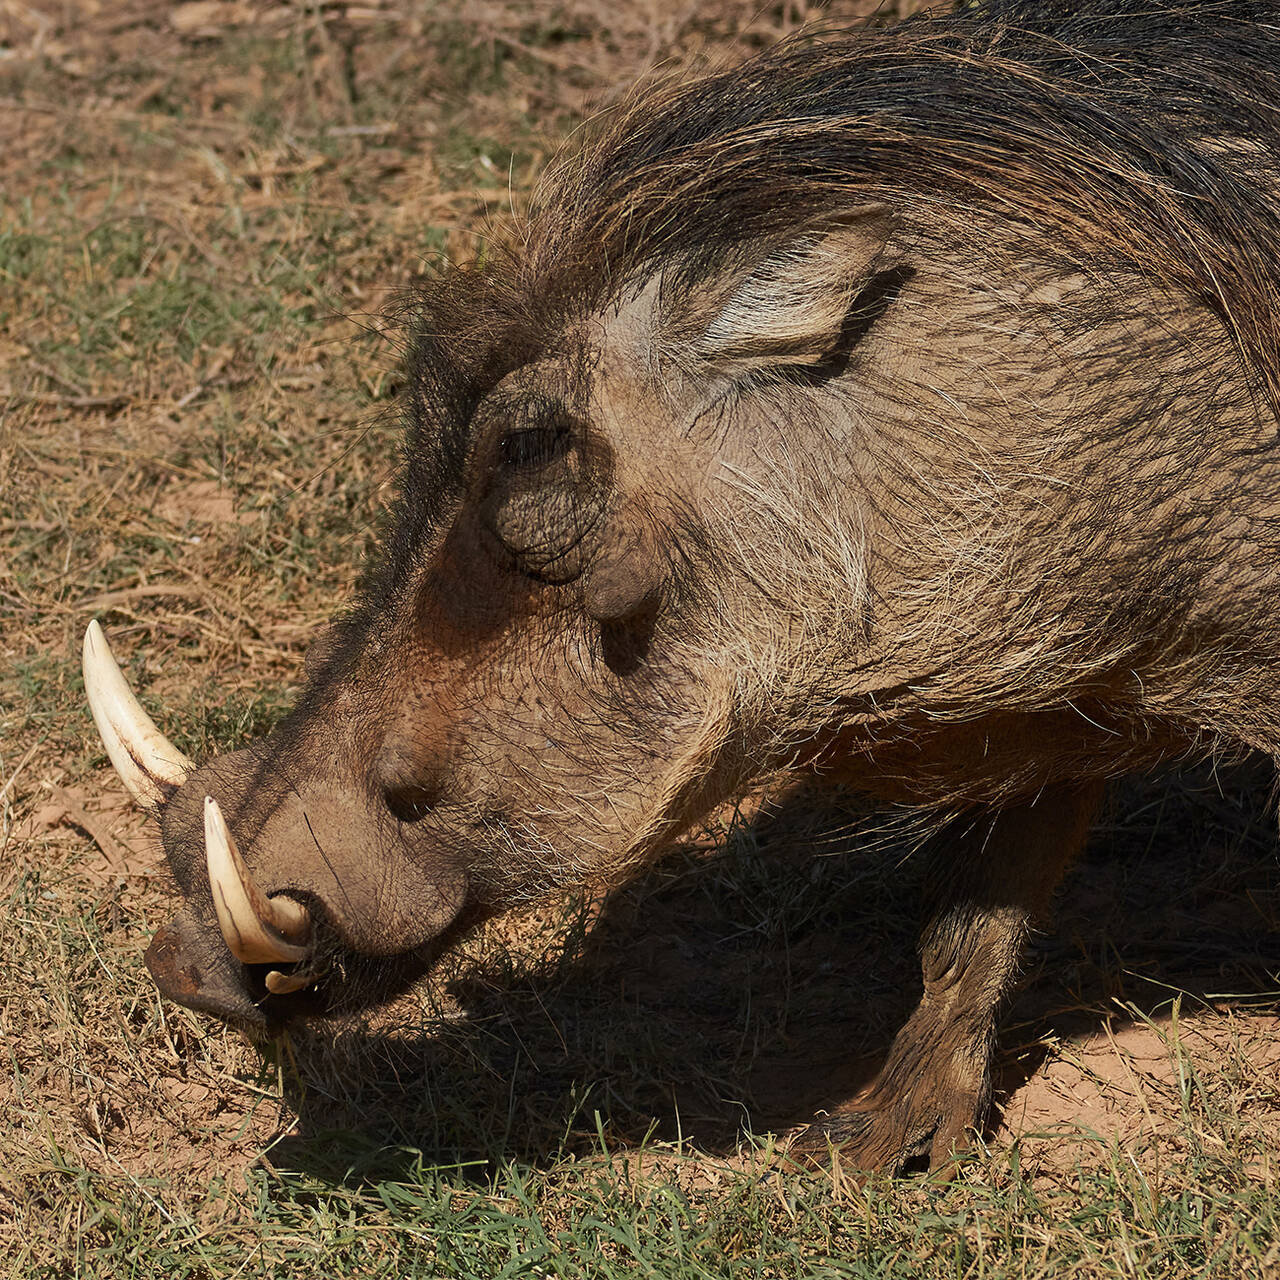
left=1003, top=1013, right=1280, bottom=1159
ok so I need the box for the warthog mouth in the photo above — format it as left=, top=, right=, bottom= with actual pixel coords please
left=140, top=895, right=471, bottom=1031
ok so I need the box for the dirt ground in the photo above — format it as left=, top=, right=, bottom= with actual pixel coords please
left=2, top=1, right=1279, bottom=1274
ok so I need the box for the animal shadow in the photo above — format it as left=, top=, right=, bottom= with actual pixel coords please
left=270, top=757, right=1279, bottom=1184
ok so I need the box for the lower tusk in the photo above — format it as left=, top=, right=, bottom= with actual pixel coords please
left=204, top=795, right=311, bottom=966
left=264, top=969, right=315, bottom=995
left=82, top=620, right=193, bottom=811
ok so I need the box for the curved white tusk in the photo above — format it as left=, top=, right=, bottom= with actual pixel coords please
left=204, top=795, right=311, bottom=966
left=82, top=620, right=193, bottom=811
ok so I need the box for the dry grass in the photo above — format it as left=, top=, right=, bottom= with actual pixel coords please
left=2, top=2, right=1279, bottom=1276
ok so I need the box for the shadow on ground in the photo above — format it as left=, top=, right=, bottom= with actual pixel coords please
left=266, top=756, right=1280, bottom=1186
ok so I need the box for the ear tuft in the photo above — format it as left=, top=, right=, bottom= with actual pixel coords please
left=695, top=203, right=899, bottom=369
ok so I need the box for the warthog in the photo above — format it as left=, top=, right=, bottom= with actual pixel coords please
left=85, top=0, right=1280, bottom=1170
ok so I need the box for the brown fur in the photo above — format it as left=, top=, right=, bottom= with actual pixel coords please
left=143, top=0, right=1280, bottom=1172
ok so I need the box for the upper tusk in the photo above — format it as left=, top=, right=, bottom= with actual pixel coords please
left=82, top=620, right=193, bottom=811
left=204, top=795, right=311, bottom=966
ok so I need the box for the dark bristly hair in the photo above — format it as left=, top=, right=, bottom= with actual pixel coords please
left=530, top=0, right=1280, bottom=390
left=385, top=0, right=1280, bottom=583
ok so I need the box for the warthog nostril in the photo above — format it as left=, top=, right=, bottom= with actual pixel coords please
left=383, top=783, right=438, bottom=824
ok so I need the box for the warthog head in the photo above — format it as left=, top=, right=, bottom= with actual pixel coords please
left=84, top=199, right=914, bottom=1026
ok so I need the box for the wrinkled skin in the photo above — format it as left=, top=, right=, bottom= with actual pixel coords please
left=139, top=132, right=1280, bottom=1164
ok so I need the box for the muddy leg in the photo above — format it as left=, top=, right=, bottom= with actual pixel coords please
left=798, top=781, right=1103, bottom=1172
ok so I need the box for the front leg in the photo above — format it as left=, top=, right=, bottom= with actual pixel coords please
left=794, top=780, right=1103, bottom=1172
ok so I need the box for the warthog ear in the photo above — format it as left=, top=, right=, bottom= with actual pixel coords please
left=693, top=203, right=900, bottom=371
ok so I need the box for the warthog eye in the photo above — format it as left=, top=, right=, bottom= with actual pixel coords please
left=499, top=424, right=570, bottom=469
left=481, top=396, right=609, bottom=583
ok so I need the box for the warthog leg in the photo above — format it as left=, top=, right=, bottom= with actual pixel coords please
left=794, top=780, right=1104, bottom=1173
